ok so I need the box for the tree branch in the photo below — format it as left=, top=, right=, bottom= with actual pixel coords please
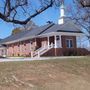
left=0, top=0, right=54, bottom=25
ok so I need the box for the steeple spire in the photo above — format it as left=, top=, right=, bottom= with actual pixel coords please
left=58, top=1, right=65, bottom=24
left=60, top=3, right=65, bottom=17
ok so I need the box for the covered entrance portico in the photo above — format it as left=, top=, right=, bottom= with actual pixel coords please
left=37, top=33, right=62, bottom=49
left=37, top=32, right=84, bottom=49
left=31, top=31, right=84, bottom=57
left=47, top=35, right=62, bottom=48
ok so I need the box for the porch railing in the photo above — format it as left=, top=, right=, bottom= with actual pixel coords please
left=31, top=43, right=54, bottom=58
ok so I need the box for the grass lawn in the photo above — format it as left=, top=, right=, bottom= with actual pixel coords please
left=0, top=56, right=90, bottom=90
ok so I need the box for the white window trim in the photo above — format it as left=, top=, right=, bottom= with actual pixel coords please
left=66, top=39, right=73, bottom=48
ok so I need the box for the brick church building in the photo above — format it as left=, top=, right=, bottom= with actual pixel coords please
left=0, top=3, right=89, bottom=58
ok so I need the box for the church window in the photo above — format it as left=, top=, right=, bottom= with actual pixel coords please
left=66, top=39, right=73, bottom=48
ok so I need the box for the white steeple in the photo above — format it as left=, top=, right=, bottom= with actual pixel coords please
left=58, top=2, right=65, bottom=24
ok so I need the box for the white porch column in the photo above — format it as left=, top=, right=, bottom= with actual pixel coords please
left=54, top=35, right=57, bottom=48
left=59, top=35, right=62, bottom=48
left=47, top=36, right=50, bottom=48
left=79, top=36, right=82, bottom=48
left=31, top=51, right=33, bottom=58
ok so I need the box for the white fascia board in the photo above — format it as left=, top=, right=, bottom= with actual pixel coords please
left=37, top=32, right=84, bottom=37
left=5, top=32, right=84, bottom=45
left=57, top=32, right=84, bottom=36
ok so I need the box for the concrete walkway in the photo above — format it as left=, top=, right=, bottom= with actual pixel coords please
left=0, top=56, right=86, bottom=62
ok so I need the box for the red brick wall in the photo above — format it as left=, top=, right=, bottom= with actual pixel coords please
left=20, top=40, right=31, bottom=56
left=41, top=48, right=63, bottom=57
left=41, top=48, right=90, bottom=57
left=6, top=36, right=77, bottom=57
left=6, top=36, right=55, bottom=57
left=7, top=39, right=33, bottom=57
left=61, top=35, right=76, bottom=48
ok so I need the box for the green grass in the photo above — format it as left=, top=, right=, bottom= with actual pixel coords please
left=0, top=56, right=90, bottom=90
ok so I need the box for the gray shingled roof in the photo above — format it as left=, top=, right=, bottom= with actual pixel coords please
left=40, top=21, right=82, bottom=35
left=0, top=19, right=82, bottom=45
left=0, top=23, right=54, bottom=44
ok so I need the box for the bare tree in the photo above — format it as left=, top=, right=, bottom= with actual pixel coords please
left=77, top=0, right=90, bottom=7
left=0, top=0, right=62, bottom=25
left=69, top=0, right=90, bottom=45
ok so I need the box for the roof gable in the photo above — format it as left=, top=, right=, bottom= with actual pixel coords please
left=40, top=21, right=82, bottom=35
